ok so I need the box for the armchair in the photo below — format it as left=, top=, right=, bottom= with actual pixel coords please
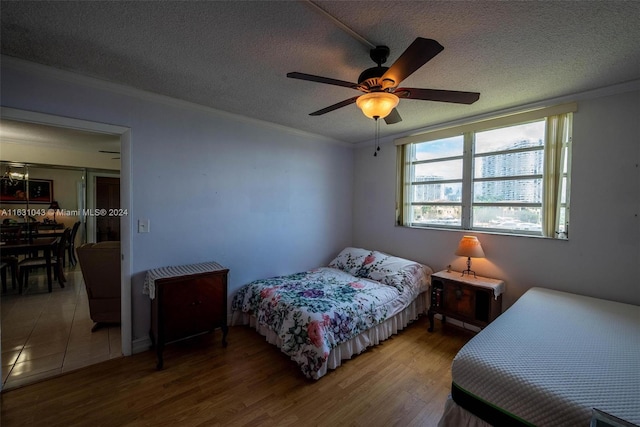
left=76, top=241, right=121, bottom=331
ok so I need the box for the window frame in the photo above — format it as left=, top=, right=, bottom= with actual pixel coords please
left=395, top=103, right=576, bottom=239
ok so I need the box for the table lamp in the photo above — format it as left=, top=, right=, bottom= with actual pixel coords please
left=48, top=201, right=61, bottom=223
left=455, top=236, right=485, bottom=278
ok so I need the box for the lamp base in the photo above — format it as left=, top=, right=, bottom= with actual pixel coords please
left=460, top=257, right=477, bottom=278
left=460, top=269, right=477, bottom=278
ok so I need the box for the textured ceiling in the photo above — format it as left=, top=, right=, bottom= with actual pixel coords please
left=1, top=1, right=639, bottom=144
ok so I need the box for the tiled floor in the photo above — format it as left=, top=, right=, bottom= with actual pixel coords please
left=1, top=265, right=121, bottom=390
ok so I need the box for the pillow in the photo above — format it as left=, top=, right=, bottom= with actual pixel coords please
left=328, top=247, right=374, bottom=276
left=357, top=251, right=432, bottom=293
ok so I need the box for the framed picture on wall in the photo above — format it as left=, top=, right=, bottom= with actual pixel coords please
left=0, top=178, right=54, bottom=204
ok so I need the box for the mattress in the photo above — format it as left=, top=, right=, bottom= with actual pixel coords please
left=450, top=287, right=640, bottom=426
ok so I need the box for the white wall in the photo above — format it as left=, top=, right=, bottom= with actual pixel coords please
left=353, top=89, right=640, bottom=309
left=0, top=59, right=354, bottom=344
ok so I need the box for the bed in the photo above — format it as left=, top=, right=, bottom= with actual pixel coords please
left=231, top=247, right=432, bottom=379
left=438, top=287, right=640, bottom=427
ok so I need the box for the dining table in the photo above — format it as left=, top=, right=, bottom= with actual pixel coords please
left=33, top=229, right=67, bottom=238
left=0, top=237, right=59, bottom=293
left=0, top=225, right=66, bottom=239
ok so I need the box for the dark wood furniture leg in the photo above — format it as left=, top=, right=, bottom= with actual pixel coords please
left=428, top=308, right=435, bottom=332
left=45, top=248, right=53, bottom=293
left=57, top=262, right=66, bottom=285
left=1, top=264, right=6, bottom=293
left=156, top=344, right=164, bottom=370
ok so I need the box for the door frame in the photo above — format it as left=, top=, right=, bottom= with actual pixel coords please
left=1, top=107, right=133, bottom=360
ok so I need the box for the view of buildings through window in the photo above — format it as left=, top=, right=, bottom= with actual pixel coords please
left=409, top=120, right=550, bottom=234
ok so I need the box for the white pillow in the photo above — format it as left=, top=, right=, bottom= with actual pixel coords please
left=359, top=251, right=432, bottom=293
left=328, top=247, right=374, bottom=276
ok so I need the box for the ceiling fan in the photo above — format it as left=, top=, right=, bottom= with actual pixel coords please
left=287, top=37, right=480, bottom=124
left=99, top=150, right=120, bottom=160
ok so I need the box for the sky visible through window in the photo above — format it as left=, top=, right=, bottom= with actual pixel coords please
left=414, top=121, right=545, bottom=179
left=415, top=121, right=545, bottom=158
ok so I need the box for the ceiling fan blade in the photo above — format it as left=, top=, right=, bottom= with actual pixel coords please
left=309, top=96, right=360, bottom=116
left=384, top=108, right=402, bottom=125
left=287, top=72, right=358, bottom=89
left=396, top=88, right=480, bottom=104
left=381, top=38, right=444, bottom=89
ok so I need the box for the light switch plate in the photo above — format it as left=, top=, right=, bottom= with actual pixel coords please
left=138, top=219, right=150, bottom=233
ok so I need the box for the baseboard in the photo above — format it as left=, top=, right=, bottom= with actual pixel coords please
left=132, top=336, right=153, bottom=354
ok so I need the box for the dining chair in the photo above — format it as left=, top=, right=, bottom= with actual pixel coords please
left=1, top=261, right=8, bottom=292
left=1, top=225, right=23, bottom=244
left=1, top=225, right=22, bottom=291
left=17, top=228, right=70, bottom=293
left=26, top=222, right=39, bottom=240
left=66, top=221, right=81, bottom=266
left=0, top=257, right=18, bottom=293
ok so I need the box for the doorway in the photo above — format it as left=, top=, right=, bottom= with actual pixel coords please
left=0, top=107, right=132, bottom=391
left=96, top=177, right=121, bottom=242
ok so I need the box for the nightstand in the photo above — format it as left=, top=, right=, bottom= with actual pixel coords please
left=144, top=262, right=229, bottom=369
left=428, top=270, right=504, bottom=332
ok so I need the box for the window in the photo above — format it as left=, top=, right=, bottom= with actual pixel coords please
left=396, top=103, right=575, bottom=238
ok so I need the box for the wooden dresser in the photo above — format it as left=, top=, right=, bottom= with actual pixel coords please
left=428, top=270, right=504, bottom=333
left=144, top=262, right=229, bottom=369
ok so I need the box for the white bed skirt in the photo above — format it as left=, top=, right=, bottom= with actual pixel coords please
left=231, top=291, right=429, bottom=379
left=438, top=396, right=492, bottom=427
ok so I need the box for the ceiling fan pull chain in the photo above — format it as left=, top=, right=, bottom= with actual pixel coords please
left=373, top=117, right=380, bottom=157
left=376, top=118, right=381, bottom=153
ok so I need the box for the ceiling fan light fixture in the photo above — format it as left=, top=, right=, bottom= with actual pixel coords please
left=356, top=92, right=399, bottom=119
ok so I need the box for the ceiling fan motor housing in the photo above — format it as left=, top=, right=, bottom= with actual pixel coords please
left=358, top=66, right=389, bottom=90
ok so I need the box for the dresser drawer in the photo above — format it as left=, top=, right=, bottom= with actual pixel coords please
left=443, top=281, right=476, bottom=319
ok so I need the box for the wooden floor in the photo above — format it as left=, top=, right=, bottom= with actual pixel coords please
left=0, top=316, right=471, bottom=427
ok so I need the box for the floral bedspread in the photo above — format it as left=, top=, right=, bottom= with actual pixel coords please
left=231, top=267, right=402, bottom=378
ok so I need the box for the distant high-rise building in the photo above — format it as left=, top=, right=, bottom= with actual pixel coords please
left=413, top=175, right=444, bottom=202
left=479, top=139, right=543, bottom=202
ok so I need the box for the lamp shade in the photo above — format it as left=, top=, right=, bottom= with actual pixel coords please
left=356, top=92, right=399, bottom=119
left=48, top=201, right=61, bottom=210
left=455, top=236, right=485, bottom=258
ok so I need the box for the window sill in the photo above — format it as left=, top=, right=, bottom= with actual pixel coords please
left=397, top=223, right=568, bottom=240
